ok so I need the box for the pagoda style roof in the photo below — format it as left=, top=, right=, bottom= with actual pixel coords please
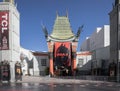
left=50, top=15, right=75, bottom=40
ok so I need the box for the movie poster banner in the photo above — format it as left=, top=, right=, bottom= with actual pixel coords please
left=54, top=42, right=71, bottom=67
left=0, top=11, right=9, bottom=50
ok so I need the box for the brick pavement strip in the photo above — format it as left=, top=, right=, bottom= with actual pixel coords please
left=16, top=76, right=120, bottom=85
left=18, top=76, right=76, bottom=83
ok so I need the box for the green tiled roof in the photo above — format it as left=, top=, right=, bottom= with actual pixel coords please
left=50, top=16, right=74, bottom=40
left=3, top=0, right=14, bottom=4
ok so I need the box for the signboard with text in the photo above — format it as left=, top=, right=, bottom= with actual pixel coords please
left=0, top=11, right=9, bottom=50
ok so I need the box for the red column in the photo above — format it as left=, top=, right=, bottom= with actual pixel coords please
left=73, top=59, right=76, bottom=70
left=49, top=53, right=54, bottom=76
left=49, top=58, right=54, bottom=76
left=72, top=52, right=76, bottom=75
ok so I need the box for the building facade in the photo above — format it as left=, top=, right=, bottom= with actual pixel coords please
left=80, top=37, right=90, bottom=51
left=32, top=51, right=49, bottom=76
left=20, top=47, right=49, bottom=76
left=91, top=46, right=110, bottom=76
left=76, top=51, right=92, bottom=75
left=42, top=14, right=82, bottom=76
left=109, top=0, right=120, bottom=82
left=0, top=0, right=20, bottom=82
left=80, top=25, right=110, bottom=76
left=0, top=0, right=49, bottom=82
left=80, top=25, right=110, bottom=51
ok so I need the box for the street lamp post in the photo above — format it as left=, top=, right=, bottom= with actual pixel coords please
left=117, top=51, right=120, bottom=82
left=117, top=4, right=120, bottom=83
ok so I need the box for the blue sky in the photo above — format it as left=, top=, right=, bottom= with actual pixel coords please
left=1, top=0, right=115, bottom=52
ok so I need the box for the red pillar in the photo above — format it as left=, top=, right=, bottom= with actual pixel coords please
left=73, top=59, right=76, bottom=70
left=49, top=58, right=54, bottom=76
left=72, top=52, right=76, bottom=75
left=49, top=53, right=54, bottom=76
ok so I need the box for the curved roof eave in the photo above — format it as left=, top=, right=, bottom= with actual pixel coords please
left=47, top=36, right=76, bottom=42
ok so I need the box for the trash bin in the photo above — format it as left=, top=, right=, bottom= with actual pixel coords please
left=15, top=61, right=22, bottom=81
left=0, top=61, right=10, bottom=82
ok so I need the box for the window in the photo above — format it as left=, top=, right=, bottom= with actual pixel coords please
left=78, top=59, right=83, bottom=67
left=41, top=59, right=47, bottom=66
left=4, top=0, right=9, bottom=2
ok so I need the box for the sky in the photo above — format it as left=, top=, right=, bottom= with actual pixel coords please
left=1, top=0, right=115, bottom=52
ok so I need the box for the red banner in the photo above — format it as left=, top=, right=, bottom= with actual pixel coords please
left=0, top=11, right=9, bottom=50
left=54, top=42, right=71, bottom=67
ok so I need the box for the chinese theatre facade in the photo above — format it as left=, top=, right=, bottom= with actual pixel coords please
left=42, top=14, right=82, bottom=76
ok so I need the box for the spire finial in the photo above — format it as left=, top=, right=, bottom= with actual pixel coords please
left=56, top=11, right=59, bottom=17
left=41, top=21, right=48, bottom=39
left=66, top=9, right=68, bottom=18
